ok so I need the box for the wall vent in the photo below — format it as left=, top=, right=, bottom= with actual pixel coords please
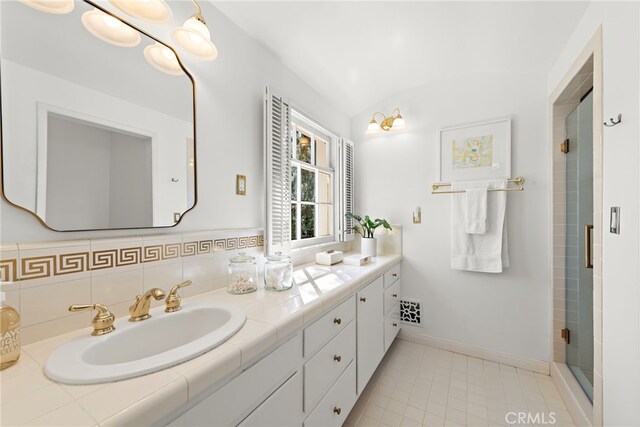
left=400, top=299, right=422, bottom=325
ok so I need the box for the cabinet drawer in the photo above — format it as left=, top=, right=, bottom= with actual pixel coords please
left=384, top=313, right=400, bottom=352
left=304, top=321, right=355, bottom=412
left=383, top=264, right=400, bottom=289
left=169, top=334, right=302, bottom=427
left=304, top=296, right=355, bottom=358
left=239, top=371, right=303, bottom=427
left=384, top=280, right=400, bottom=317
left=304, top=360, right=357, bottom=427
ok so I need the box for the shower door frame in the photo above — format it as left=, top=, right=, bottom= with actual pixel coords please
left=548, top=28, right=603, bottom=427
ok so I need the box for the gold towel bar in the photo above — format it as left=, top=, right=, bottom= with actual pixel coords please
left=431, top=177, right=525, bottom=194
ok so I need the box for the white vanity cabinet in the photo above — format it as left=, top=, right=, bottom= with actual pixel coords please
left=304, top=360, right=357, bottom=427
left=356, top=275, right=384, bottom=394
left=169, top=334, right=303, bottom=427
left=383, top=266, right=401, bottom=352
left=165, top=261, right=402, bottom=427
left=239, top=371, right=303, bottom=427
left=304, top=318, right=356, bottom=411
left=302, top=296, right=357, bottom=426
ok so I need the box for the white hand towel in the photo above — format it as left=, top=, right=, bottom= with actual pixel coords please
left=465, top=187, right=488, bottom=234
left=450, top=180, right=509, bottom=273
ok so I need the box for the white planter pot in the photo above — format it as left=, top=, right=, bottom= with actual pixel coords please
left=361, top=237, right=377, bottom=258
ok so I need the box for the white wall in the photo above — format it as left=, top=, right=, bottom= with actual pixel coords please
left=548, top=3, right=640, bottom=425
left=0, top=1, right=350, bottom=243
left=46, top=116, right=112, bottom=230
left=45, top=118, right=153, bottom=230
left=108, top=133, right=153, bottom=228
left=351, top=72, right=550, bottom=362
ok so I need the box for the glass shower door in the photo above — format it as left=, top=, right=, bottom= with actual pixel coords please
left=564, top=91, right=594, bottom=402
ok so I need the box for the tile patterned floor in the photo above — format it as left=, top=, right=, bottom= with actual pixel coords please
left=345, top=340, right=576, bottom=427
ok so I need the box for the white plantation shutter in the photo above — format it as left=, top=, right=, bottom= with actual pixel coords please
left=337, top=138, right=355, bottom=241
left=265, top=87, right=292, bottom=255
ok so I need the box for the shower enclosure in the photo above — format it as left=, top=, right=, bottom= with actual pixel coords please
left=564, top=90, right=594, bottom=401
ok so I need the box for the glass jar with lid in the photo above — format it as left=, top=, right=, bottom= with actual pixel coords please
left=227, top=252, right=258, bottom=294
left=264, top=252, right=293, bottom=291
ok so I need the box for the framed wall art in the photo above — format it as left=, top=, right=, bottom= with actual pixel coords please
left=438, top=117, right=511, bottom=182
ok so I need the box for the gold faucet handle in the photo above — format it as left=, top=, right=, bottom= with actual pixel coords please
left=165, top=280, right=192, bottom=313
left=69, top=304, right=116, bottom=336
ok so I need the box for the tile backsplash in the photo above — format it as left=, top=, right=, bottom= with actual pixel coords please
left=0, top=228, right=264, bottom=345
left=0, top=226, right=401, bottom=345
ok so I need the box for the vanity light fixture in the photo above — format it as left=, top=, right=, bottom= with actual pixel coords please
left=171, top=0, right=218, bottom=61
left=365, top=108, right=407, bottom=135
left=81, top=8, right=141, bottom=47
left=18, top=0, right=74, bottom=14
left=109, top=0, right=171, bottom=23
left=144, top=42, right=185, bottom=76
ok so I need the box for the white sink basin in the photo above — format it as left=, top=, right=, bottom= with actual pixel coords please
left=45, top=302, right=246, bottom=385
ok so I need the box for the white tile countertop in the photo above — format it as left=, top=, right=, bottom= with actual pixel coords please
left=0, top=254, right=401, bottom=426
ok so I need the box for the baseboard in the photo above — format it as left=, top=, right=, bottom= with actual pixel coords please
left=550, top=362, right=592, bottom=427
left=397, top=330, right=550, bottom=375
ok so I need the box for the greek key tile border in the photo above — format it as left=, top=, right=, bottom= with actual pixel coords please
left=0, top=259, right=18, bottom=282
left=0, top=233, right=263, bottom=282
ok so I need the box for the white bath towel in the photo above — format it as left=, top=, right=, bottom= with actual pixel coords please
left=451, top=180, right=509, bottom=273
left=465, top=187, right=488, bottom=234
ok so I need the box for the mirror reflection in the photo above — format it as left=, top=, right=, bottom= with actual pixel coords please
left=1, top=0, right=195, bottom=230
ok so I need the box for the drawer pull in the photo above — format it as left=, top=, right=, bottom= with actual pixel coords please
left=360, top=297, right=367, bottom=303
left=333, top=407, right=342, bottom=415
left=393, top=323, right=398, bottom=327
left=333, top=317, right=342, bottom=325
left=392, top=273, right=398, bottom=277
left=392, top=294, right=398, bottom=298
left=334, top=354, right=342, bottom=362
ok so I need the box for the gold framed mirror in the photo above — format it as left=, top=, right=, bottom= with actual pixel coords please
left=0, top=0, right=197, bottom=231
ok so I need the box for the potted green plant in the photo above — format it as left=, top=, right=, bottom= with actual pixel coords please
left=345, top=213, right=392, bottom=258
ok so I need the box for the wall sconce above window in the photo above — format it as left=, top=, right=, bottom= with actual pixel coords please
left=366, top=108, right=406, bottom=135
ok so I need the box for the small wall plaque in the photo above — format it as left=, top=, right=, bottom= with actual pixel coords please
left=236, top=175, right=246, bottom=196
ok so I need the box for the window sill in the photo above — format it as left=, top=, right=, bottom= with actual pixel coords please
left=290, top=240, right=349, bottom=266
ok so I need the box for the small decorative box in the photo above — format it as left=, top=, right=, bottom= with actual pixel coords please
left=315, top=250, right=344, bottom=266
left=343, top=254, right=371, bottom=266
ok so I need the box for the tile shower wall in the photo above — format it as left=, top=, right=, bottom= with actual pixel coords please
left=0, top=229, right=264, bottom=345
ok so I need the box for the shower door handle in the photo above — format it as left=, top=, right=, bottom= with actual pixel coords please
left=585, top=224, right=594, bottom=269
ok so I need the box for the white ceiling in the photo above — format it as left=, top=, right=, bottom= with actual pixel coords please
left=214, top=1, right=590, bottom=117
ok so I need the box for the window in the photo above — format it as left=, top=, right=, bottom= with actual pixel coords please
left=265, top=87, right=354, bottom=256
left=290, top=120, right=334, bottom=246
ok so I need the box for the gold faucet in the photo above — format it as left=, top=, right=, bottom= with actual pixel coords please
left=69, top=304, right=116, bottom=336
left=129, top=288, right=166, bottom=322
left=165, top=280, right=192, bottom=313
